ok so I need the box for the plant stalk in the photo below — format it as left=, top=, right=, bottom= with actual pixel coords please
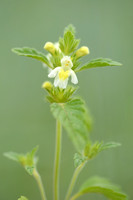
left=65, top=161, right=86, bottom=200
left=33, top=168, right=47, bottom=200
left=54, top=120, right=62, bottom=200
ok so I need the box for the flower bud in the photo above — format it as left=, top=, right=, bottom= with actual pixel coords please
left=75, top=46, right=90, bottom=58
left=44, top=42, right=56, bottom=54
left=42, top=81, right=52, bottom=91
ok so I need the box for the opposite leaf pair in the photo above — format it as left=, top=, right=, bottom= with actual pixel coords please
left=4, top=146, right=38, bottom=175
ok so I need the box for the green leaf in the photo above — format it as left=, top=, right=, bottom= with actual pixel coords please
left=72, top=176, right=128, bottom=200
left=74, top=153, right=86, bottom=168
left=4, top=152, right=22, bottom=162
left=26, top=146, right=39, bottom=166
left=59, top=25, right=80, bottom=55
left=4, top=146, right=38, bottom=175
left=99, top=142, right=121, bottom=152
left=87, top=142, right=102, bottom=159
left=12, top=47, right=52, bottom=68
left=18, top=196, right=28, bottom=200
left=51, top=98, right=92, bottom=152
left=84, top=142, right=91, bottom=157
left=83, top=141, right=121, bottom=160
left=25, top=165, right=35, bottom=175
left=64, top=24, right=76, bottom=35
left=76, top=58, right=122, bottom=72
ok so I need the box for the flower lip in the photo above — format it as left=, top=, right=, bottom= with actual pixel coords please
left=59, top=69, right=70, bottom=80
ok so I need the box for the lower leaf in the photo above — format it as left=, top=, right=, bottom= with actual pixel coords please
left=71, top=176, right=128, bottom=200
left=51, top=98, right=92, bottom=152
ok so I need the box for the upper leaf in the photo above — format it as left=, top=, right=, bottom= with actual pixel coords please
left=64, top=24, right=76, bottom=35
left=84, top=141, right=121, bottom=160
left=99, top=142, right=121, bottom=152
left=12, top=47, right=52, bottom=68
left=18, top=196, right=28, bottom=200
left=76, top=58, right=122, bottom=72
left=59, top=25, right=80, bottom=55
left=72, top=176, right=128, bottom=200
left=51, top=98, right=92, bottom=152
left=4, top=152, right=23, bottom=162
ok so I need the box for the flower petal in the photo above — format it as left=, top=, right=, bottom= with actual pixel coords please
left=70, top=70, right=78, bottom=84
left=54, top=75, right=60, bottom=87
left=54, top=76, right=69, bottom=89
left=48, top=67, right=61, bottom=78
left=59, top=78, right=68, bottom=89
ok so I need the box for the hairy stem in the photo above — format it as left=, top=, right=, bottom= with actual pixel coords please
left=33, top=168, right=47, bottom=200
left=65, top=162, right=86, bottom=200
left=54, top=120, right=62, bottom=200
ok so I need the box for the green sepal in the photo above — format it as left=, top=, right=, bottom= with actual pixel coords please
left=4, top=146, right=38, bottom=175
left=59, top=25, right=80, bottom=55
left=12, top=47, right=52, bottom=68
left=18, top=196, right=28, bottom=200
left=73, top=176, right=128, bottom=200
left=76, top=58, right=122, bottom=72
left=49, top=50, right=63, bottom=68
left=45, top=85, right=78, bottom=103
left=51, top=98, right=92, bottom=152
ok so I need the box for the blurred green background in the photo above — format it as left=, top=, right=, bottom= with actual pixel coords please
left=0, top=0, right=132, bottom=199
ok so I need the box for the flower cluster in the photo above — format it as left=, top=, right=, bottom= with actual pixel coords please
left=43, top=32, right=89, bottom=89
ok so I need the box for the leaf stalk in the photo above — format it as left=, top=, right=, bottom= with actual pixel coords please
left=65, top=161, right=86, bottom=200
left=33, top=168, right=47, bottom=200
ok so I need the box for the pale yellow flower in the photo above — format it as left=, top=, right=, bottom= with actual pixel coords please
left=48, top=56, right=78, bottom=89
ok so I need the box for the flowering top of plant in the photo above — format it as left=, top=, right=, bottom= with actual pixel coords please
left=12, top=24, right=121, bottom=103
left=6, top=25, right=128, bottom=200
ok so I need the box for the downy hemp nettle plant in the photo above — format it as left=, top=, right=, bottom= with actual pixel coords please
left=5, top=25, right=128, bottom=200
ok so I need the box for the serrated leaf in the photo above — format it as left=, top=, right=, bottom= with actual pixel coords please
left=72, top=176, right=127, bottom=200
left=18, top=196, right=28, bottom=200
left=88, top=142, right=102, bottom=159
left=76, top=58, right=122, bottom=72
left=25, top=165, right=35, bottom=175
left=59, top=26, right=80, bottom=55
left=64, top=24, right=76, bottom=35
left=51, top=98, right=92, bottom=152
left=84, top=141, right=121, bottom=160
left=12, top=47, right=52, bottom=68
left=99, top=142, right=121, bottom=152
